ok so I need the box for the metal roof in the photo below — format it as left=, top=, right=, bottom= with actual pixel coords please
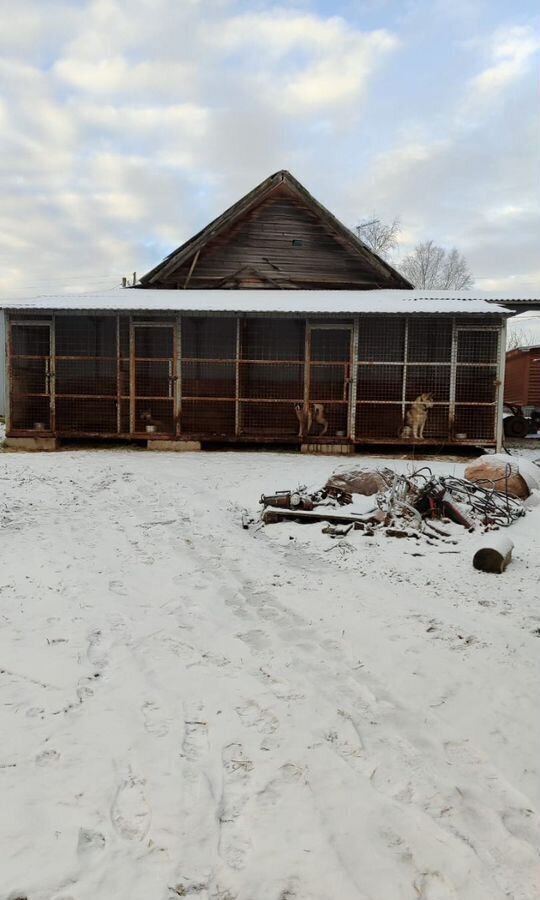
left=0, top=289, right=515, bottom=316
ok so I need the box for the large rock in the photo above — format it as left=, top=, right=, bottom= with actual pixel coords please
left=464, top=454, right=539, bottom=499
left=326, top=466, right=394, bottom=497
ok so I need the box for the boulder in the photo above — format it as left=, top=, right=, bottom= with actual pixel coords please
left=464, top=454, right=539, bottom=499
left=326, top=466, right=394, bottom=497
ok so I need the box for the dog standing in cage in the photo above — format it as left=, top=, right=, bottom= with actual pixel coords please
left=400, top=393, right=434, bottom=440
left=295, top=402, right=328, bottom=437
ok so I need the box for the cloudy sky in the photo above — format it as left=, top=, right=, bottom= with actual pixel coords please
left=1, top=0, right=539, bottom=300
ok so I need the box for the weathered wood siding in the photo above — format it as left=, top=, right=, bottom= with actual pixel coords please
left=154, top=185, right=392, bottom=290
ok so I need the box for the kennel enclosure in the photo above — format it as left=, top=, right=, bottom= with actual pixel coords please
left=3, top=290, right=509, bottom=449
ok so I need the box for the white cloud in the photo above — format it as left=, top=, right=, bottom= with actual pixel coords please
left=0, top=0, right=537, bottom=297
left=470, top=25, right=540, bottom=97
left=209, top=11, right=398, bottom=112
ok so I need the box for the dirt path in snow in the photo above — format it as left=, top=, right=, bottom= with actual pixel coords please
left=0, top=450, right=539, bottom=900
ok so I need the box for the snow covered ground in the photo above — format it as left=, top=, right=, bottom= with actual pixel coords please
left=1, top=447, right=539, bottom=900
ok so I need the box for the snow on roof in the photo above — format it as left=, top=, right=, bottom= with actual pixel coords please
left=0, top=289, right=514, bottom=315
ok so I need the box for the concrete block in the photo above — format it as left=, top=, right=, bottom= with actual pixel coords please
left=147, top=440, right=201, bottom=451
left=5, top=436, right=59, bottom=451
left=301, top=443, right=354, bottom=455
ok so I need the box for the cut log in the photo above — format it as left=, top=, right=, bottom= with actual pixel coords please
left=473, top=536, right=514, bottom=573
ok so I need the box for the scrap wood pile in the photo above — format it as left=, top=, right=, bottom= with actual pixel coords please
left=259, top=455, right=539, bottom=545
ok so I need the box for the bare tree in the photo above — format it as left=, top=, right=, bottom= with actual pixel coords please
left=399, top=240, right=473, bottom=289
left=356, top=217, right=400, bottom=260
left=506, top=328, right=536, bottom=351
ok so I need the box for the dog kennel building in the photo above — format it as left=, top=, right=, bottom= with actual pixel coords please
left=3, top=290, right=509, bottom=450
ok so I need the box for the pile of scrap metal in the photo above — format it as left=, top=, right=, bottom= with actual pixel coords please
left=259, top=457, right=538, bottom=540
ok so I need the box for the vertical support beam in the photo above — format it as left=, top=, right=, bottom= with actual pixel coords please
left=5, top=313, right=11, bottom=435
left=304, top=322, right=311, bottom=409
left=129, top=316, right=135, bottom=434
left=175, top=314, right=182, bottom=435
left=401, top=317, right=409, bottom=419
left=348, top=318, right=359, bottom=440
left=235, top=317, right=241, bottom=437
left=116, top=315, right=121, bottom=434
left=449, top=318, right=458, bottom=440
left=495, top=318, right=507, bottom=452
left=50, top=314, right=56, bottom=434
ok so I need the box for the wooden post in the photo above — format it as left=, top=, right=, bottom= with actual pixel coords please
left=495, top=318, right=507, bottom=452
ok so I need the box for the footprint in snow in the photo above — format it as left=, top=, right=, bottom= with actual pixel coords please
left=77, top=828, right=106, bottom=856
left=142, top=701, right=169, bottom=737
left=414, top=870, right=457, bottom=899
left=235, top=699, right=279, bottom=736
left=182, top=702, right=208, bottom=761
left=501, top=807, right=540, bottom=848
left=36, top=748, right=60, bottom=766
left=111, top=772, right=151, bottom=841
left=218, top=743, right=253, bottom=870
left=257, top=763, right=305, bottom=810
left=86, top=629, right=108, bottom=671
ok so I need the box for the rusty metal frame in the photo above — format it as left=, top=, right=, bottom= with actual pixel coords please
left=8, top=317, right=54, bottom=434
left=348, top=319, right=359, bottom=439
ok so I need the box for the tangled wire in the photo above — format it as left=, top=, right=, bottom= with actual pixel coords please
left=378, top=466, right=525, bottom=529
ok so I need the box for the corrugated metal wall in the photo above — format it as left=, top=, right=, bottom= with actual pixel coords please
left=0, top=311, right=5, bottom=418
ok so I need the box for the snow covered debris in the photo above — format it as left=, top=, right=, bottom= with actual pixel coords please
left=1, top=449, right=540, bottom=900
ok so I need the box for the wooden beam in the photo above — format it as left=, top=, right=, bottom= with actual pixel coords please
left=183, top=249, right=200, bottom=289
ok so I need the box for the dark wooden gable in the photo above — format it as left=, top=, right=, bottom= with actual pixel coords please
left=139, top=170, right=412, bottom=290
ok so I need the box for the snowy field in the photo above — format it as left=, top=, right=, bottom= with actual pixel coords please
left=1, top=446, right=540, bottom=900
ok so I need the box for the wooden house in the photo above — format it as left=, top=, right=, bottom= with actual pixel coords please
left=0, top=170, right=523, bottom=451
left=139, top=170, right=412, bottom=291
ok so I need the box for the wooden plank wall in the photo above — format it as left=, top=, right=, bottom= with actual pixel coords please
left=156, top=185, right=390, bottom=290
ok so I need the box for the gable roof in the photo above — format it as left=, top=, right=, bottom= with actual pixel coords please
left=139, top=169, right=412, bottom=289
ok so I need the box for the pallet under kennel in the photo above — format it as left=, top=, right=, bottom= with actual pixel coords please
left=4, top=301, right=506, bottom=448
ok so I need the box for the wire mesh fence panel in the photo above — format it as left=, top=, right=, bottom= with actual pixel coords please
left=310, top=328, right=351, bottom=362
left=182, top=361, right=236, bottom=398
left=239, top=401, right=300, bottom=436
left=55, top=398, right=118, bottom=433
left=242, top=319, right=304, bottom=361
left=309, top=365, right=349, bottom=402
left=133, top=325, right=176, bottom=434
left=11, top=359, right=48, bottom=396
left=134, top=326, right=173, bottom=359
left=454, top=406, right=496, bottom=441
left=240, top=363, right=304, bottom=401
left=407, top=319, right=452, bottom=362
left=181, top=400, right=236, bottom=435
left=357, top=317, right=405, bottom=362
left=405, top=365, right=451, bottom=402
left=55, top=359, right=118, bottom=396
left=456, top=366, right=498, bottom=403
left=457, top=330, right=499, bottom=364
left=9, top=322, right=51, bottom=431
left=56, top=316, right=117, bottom=357
left=135, top=360, right=173, bottom=397
left=356, top=365, right=403, bottom=401
left=11, top=397, right=51, bottom=431
left=53, top=316, right=120, bottom=435
left=183, top=317, right=237, bottom=359
left=356, top=403, right=403, bottom=440
left=422, top=404, right=450, bottom=440
left=312, top=402, right=348, bottom=438
left=135, top=399, right=176, bottom=434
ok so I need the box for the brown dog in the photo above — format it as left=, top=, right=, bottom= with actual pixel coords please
left=400, top=393, right=434, bottom=440
left=295, top=402, right=328, bottom=437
